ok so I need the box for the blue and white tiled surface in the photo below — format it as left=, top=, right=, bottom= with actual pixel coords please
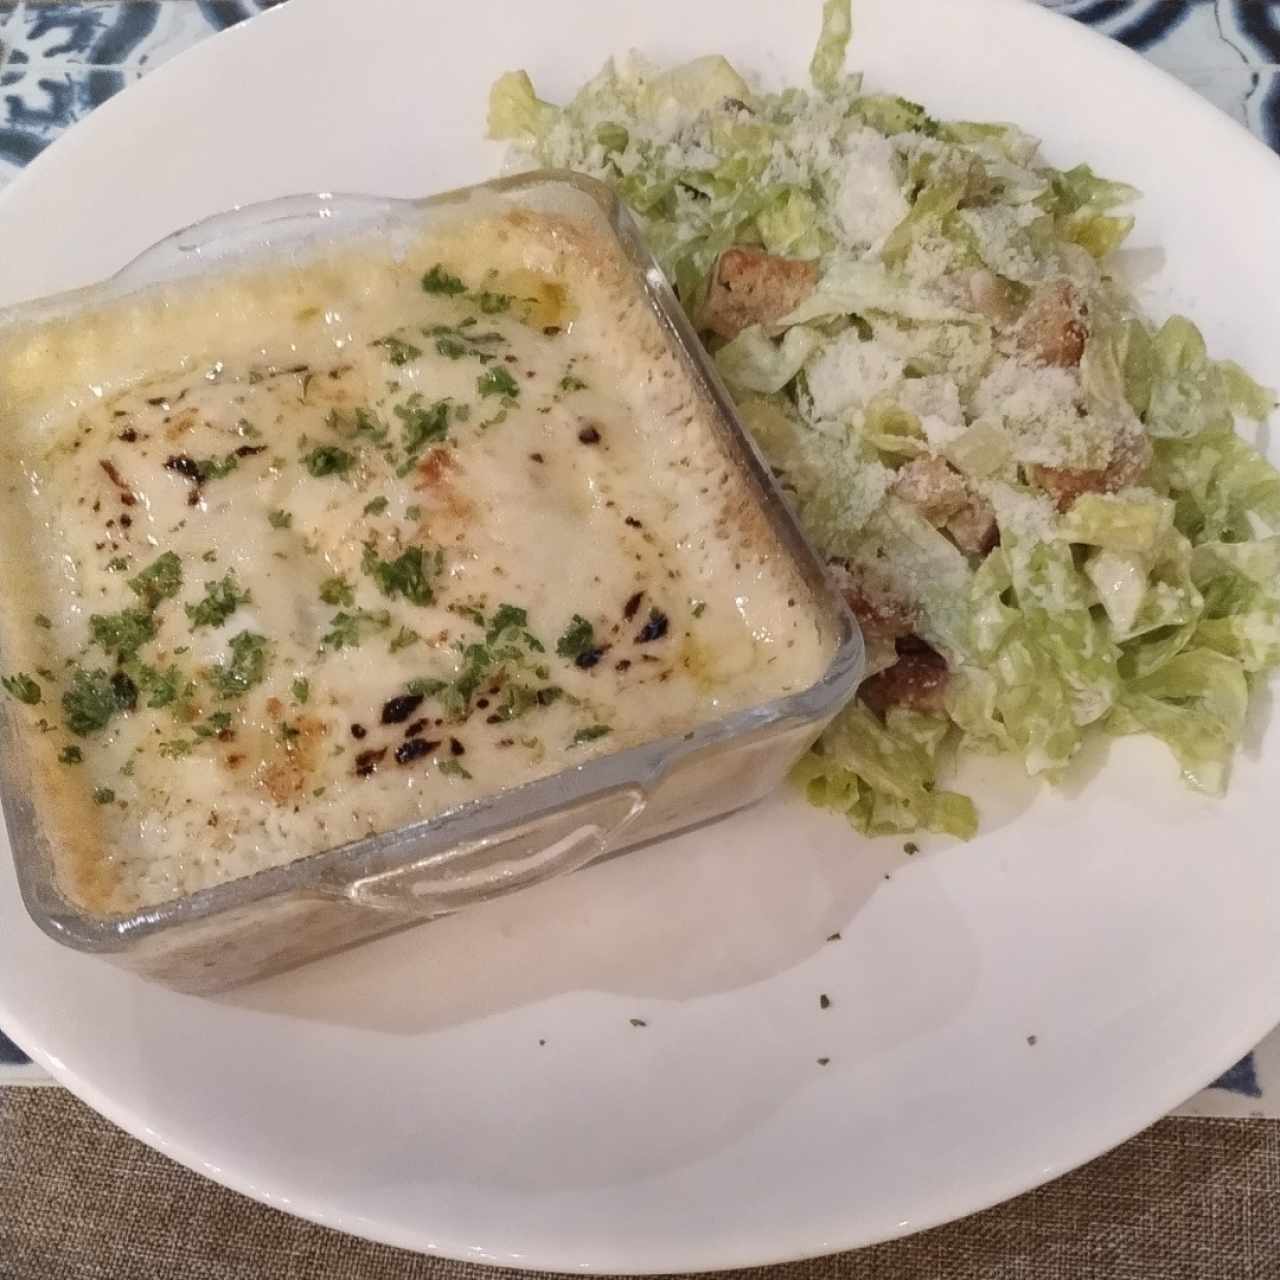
left=0, top=0, right=1277, bottom=1116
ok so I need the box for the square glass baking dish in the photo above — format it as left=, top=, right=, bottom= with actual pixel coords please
left=0, top=172, right=862, bottom=992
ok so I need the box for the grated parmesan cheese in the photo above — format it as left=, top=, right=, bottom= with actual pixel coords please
left=805, top=333, right=905, bottom=420
left=834, top=127, right=909, bottom=248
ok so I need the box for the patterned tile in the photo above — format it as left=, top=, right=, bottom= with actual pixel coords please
left=0, top=0, right=1277, bottom=1114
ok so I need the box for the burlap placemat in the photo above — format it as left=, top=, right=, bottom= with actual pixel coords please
left=3, top=1088, right=1279, bottom=1280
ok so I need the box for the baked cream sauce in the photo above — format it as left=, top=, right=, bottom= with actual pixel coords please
left=0, top=205, right=830, bottom=913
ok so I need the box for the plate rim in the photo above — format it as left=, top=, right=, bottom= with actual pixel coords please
left=2, top=0, right=1280, bottom=1269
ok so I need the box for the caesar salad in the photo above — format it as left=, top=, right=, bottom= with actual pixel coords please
left=487, top=0, right=1280, bottom=838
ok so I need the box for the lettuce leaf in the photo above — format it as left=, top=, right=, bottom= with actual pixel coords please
left=793, top=702, right=977, bottom=838
left=809, top=0, right=853, bottom=94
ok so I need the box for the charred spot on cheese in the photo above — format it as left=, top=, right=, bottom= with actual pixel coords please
left=0, top=204, right=830, bottom=913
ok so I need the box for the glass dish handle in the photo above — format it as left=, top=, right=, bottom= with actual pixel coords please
left=340, top=785, right=647, bottom=917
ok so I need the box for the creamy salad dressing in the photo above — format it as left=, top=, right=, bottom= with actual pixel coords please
left=0, top=206, right=830, bottom=914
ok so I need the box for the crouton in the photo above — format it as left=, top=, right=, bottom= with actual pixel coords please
left=700, top=246, right=819, bottom=340
left=1014, top=279, right=1088, bottom=369
left=1027, top=429, right=1153, bottom=511
left=827, top=559, right=916, bottom=641
left=859, top=644, right=949, bottom=716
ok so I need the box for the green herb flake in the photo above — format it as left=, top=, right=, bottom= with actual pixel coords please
left=363, top=496, right=390, bottom=517
left=291, top=676, right=311, bottom=705
left=33, top=613, right=52, bottom=630
left=206, top=631, right=270, bottom=700
left=185, top=573, right=250, bottom=630
left=476, top=290, right=511, bottom=314
left=106, top=556, right=129, bottom=572
left=389, top=626, right=420, bottom=654
left=128, top=551, right=183, bottom=609
left=319, top=576, right=355, bottom=607
left=486, top=603, right=529, bottom=641
left=193, top=710, right=233, bottom=739
left=421, top=264, right=467, bottom=295
left=438, top=757, right=473, bottom=780
left=477, top=366, right=520, bottom=399
left=371, top=335, right=424, bottom=367
left=158, top=739, right=195, bottom=759
left=192, top=452, right=241, bottom=483
left=691, top=600, right=707, bottom=618
left=62, top=668, right=128, bottom=735
left=268, top=508, right=293, bottom=529
left=93, top=786, right=116, bottom=805
left=58, top=745, right=83, bottom=765
left=407, top=677, right=448, bottom=698
left=89, top=608, right=155, bottom=662
left=559, top=374, right=588, bottom=392
left=201, top=550, right=218, bottom=564
left=570, top=724, right=612, bottom=747
left=404, top=504, right=422, bottom=522
left=2, top=673, right=41, bottom=705
left=322, top=609, right=390, bottom=651
left=132, top=663, right=181, bottom=709
left=362, top=544, right=441, bottom=607
left=301, top=445, right=355, bottom=478
left=556, top=615, right=597, bottom=663
left=395, top=396, right=450, bottom=457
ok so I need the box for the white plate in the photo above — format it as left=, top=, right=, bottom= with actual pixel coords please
left=2, top=0, right=1280, bottom=1269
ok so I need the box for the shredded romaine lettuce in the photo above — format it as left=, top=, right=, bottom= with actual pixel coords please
left=487, top=0, right=1280, bottom=834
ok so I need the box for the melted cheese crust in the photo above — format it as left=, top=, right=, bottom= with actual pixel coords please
left=0, top=205, right=830, bottom=914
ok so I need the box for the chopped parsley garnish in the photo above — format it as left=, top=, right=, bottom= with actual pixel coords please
left=2, top=673, right=41, bottom=705
left=33, top=614, right=52, bottom=630
left=58, top=745, right=83, bottom=765
left=476, top=291, right=511, bottom=314
left=322, top=609, right=390, bottom=651
left=438, top=758, right=473, bottom=780
left=362, top=544, right=440, bottom=607
left=171, top=450, right=247, bottom=485
left=185, top=573, right=250, bottom=630
left=268, top=508, right=293, bottom=529
left=193, top=710, right=233, bottom=739
left=319, top=576, right=355, bottom=607
left=291, top=676, right=310, bottom=705
left=389, top=626, right=420, bottom=654
left=301, top=445, right=355, bottom=478
left=421, top=264, right=467, bottom=295
left=206, top=631, right=270, bottom=699
left=556, top=615, right=598, bottom=664
left=371, top=335, right=423, bottom=367
left=487, top=603, right=529, bottom=641
left=128, top=551, right=183, bottom=609
left=405, top=504, right=422, bottom=521
left=485, top=603, right=545, bottom=652
left=131, top=663, right=182, bottom=709
left=433, top=332, right=471, bottom=361
left=363, top=496, right=390, bottom=517
left=395, top=396, right=450, bottom=456
left=570, top=724, right=612, bottom=746
left=691, top=600, right=707, bottom=618
left=448, top=643, right=494, bottom=714
left=477, top=366, right=520, bottom=399
left=63, top=667, right=131, bottom=736
left=158, top=739, right=195, bottom=759
left=93, top=787, right=115, bottom=805
left=407, top=677, right=449, bottom=698
left=106, top=557, right=129, bottom=572
left=559, top=374, right=588, bottom=392
left=89, top=608, right=155, bottom=662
